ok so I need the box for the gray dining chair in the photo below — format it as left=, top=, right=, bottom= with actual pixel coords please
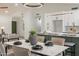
left=0, top=43, right=6, bottom=56
left=11, top=46, right=41, bottom=56
left=0, top=43, right=32, bottom=56
left=0, top=43, right=14, bottom=56
left=0, top=43, right=41, bottom=56
left=12, top=46, right=31, bottom=56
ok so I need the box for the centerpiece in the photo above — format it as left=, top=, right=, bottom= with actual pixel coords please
left=29, top=30, right=37, bottom=45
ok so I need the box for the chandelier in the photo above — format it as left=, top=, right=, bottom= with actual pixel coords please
left=22, top=3, right=44, bottom=8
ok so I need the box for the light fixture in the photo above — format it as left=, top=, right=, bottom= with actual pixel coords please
left=0, top=7, right=8, bottom=9
left=4, top=10, right=8, bottom=13
left=1, top=26, right=5, bottom=35
left=15, top=3, right=19, bottom=6
left=1, top=27, right=4, bottom=30
left=71, top=7, right=78, bottom=10
left=22, top=3, right=44, bottom=8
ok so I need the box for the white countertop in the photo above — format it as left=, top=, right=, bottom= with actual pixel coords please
left=38, top=32, right=79, bottom=38
left=4, top=40, right=68, bottom=56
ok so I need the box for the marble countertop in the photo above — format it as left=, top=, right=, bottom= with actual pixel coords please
left=37, top=32, right=79, bottom=38
left=4, top=40, right=68, bottom=56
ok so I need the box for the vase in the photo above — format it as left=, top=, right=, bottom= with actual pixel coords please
left=29, top=34, right=37, bottom=45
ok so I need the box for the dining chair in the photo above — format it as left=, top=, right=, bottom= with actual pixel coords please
left=0, top=43, right=14, bottom=56
left=11, top=46, right=31, bottom=56
left=0, top=43, right=31, bottom=56
left=12, top=46, right=40, bottom=56
left=7, top=34, right=19, bottom=41
left=36, top=36, right=45, bottom=43
left=0, top=43, right=6, bottom=56
left=52, top=37, right=65, bottom=46
left=52, top=37, right=65, bottom=56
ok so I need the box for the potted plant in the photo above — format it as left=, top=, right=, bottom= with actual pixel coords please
left=29, top=30, right=37, bottom=45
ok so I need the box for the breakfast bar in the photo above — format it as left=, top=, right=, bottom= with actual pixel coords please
left=37, top=33, right=79, bottom=56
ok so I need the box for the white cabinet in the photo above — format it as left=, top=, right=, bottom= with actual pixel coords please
left=44, top=10, right=79, bottom=32
left=65, top=10, right=79, bottom=26
left=44, top=11, right=78, bottom=32
left=53, top=20, right=63, bottom=32
left=73, top=10, right=79, bottom=25
left=63, top=14, right=72, bottom=26
left=45, top=13, right=64, bottom=32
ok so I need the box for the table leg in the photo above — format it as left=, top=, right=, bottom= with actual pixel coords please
left=63, top=51, right=65, bottom=56
left=5, top=45, right=8, bottom=55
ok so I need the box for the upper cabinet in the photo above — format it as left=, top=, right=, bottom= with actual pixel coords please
left=44, top=12, right=64, bottom=32
left=72, top=10, right=79, bottom=25
left=64, top=10, right=79, bottom=26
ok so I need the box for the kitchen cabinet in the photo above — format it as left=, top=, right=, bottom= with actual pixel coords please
left=44, top=10, right=79, bottom=32
left=38, top=33, right=79, bottom=56
left=45, top=13, right=64, bottom=32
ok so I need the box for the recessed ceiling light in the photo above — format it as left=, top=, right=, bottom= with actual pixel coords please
left=4, top=10, right=8, bottom=13
left=15, top=3, right=19, bottom=6
left=1, top=26, right=4, bottom=29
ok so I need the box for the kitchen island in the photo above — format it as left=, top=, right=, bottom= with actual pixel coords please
left=37, top=33, right=79, bottom=56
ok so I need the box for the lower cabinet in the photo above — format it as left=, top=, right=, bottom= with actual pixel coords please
left=65, top=37, right=79, bottom=56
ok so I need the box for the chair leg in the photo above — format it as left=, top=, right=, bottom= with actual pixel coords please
left=18, top=38, right=19, bottom=40
left=63, top=51, right=65, bottom=56
left=8, top=39, right=9, bottom=42
left=5, top=46, right=8, bottom=55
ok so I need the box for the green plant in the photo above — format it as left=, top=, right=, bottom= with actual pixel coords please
left=30, top=30, right=36, bottom=35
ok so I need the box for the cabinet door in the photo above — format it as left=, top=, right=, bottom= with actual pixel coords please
left=45, top=14, right=64, bottom=32
left=53, top=20, right=63, bottom=32
left=70, top=37, right=79, bottom=56
left=63, top=14, right=72, bottom=32
left=73, top=10, right=79, bottom=25
left=65, top=37, right=79, bottom=56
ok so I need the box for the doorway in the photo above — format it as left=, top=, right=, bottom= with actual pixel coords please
left=53, top=20, right=63, bottom=32
left=12, top=21, right=17, bottom=34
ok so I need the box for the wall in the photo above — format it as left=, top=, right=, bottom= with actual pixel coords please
left=12, top=16, right=24, bottom=36
left=44, top=10, right=79, bottom=32
left=0, top=9, right=36, bottom=39
left=0, top=14, right=12, bottom=34
left=31, top=11, right=45, bottom=33
left=1, top=7, right=79, bottom=39
left=23, top=10, right=34, bottom=39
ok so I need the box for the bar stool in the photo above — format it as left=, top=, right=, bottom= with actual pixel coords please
left=64, top=42, right=76, bottom=56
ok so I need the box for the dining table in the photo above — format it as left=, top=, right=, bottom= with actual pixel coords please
left=4, top=39, right=68, bottom=56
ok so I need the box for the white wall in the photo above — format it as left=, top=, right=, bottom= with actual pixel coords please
left=23, top=10, right=34, bottom=39
left=0, top=14, right=12, bottom=34
left=17, top=17, right=24, bottom=37
left=0, top=9, right=37, bottom=39
left=31, top=11, right=45, bottom=33
left=12, top=16, right=24, bottom=36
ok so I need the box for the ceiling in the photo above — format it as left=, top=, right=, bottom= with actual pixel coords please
left=0, top=3, right=79, bottom=14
